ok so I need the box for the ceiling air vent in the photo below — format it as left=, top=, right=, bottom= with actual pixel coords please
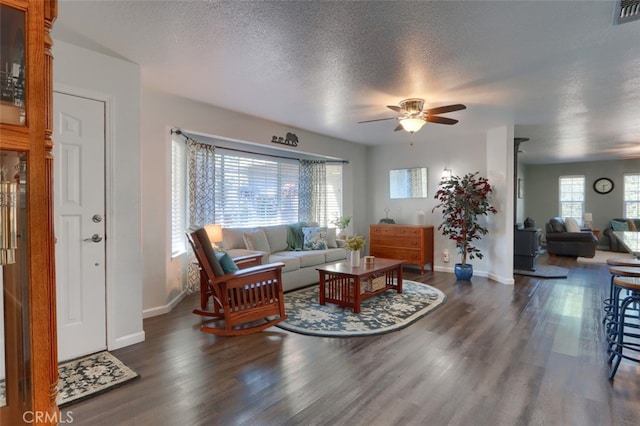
left=616, top=0, right=640, bottom=24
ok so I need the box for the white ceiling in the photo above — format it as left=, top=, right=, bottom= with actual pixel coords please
left=53, top=0, right=640, bottom=164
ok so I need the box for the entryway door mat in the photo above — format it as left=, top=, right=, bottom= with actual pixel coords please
left=57, top=351, right=139, bottom=407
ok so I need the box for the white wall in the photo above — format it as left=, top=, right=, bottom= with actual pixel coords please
left=141, top=88, right=368, bottom=315
left=486, top=125, right=515, bottom=285
left=53, top=40, right=144, bottom=350
left=366, top=129, right=514, bottom=284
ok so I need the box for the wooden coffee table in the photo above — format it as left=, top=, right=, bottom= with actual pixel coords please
left=317, top=258, right=405, bottom=313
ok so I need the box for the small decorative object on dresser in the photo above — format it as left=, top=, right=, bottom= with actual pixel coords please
left=369, top=224, right=434, bottom=274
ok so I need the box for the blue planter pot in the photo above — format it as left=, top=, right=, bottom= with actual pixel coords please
left=454, top=263, right=473, bottom=280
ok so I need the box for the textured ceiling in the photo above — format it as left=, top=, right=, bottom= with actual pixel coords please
left=53, top=0, right=640, bottom=164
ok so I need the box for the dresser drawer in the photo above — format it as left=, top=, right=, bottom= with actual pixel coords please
left=370, top=225, right=422, bottom=237
left=371, top=247, right=422, bottom=262
left=370, top=235, right=421, bottom=247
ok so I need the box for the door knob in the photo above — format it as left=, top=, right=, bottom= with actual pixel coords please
left=83, top=234, right=103, bottom=243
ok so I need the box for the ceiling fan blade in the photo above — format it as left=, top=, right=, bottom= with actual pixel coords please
left=393, top=124, right=404, bottom=131
left=425, top=104, right=467, bottom=115
left=386, top=105, right=407, bottom=114
left=426, top=116, right=458, bottom=125
left=358, top=117, right=398, bottom=124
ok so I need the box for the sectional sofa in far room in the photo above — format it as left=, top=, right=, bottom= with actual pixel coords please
left=220, top=223, right=347, bottom=292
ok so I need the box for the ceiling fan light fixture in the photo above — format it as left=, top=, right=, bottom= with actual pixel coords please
left=399, top=118, right=426, bottom=133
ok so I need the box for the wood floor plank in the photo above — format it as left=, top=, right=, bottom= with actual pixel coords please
left=59, top=253, right=640, bottom=425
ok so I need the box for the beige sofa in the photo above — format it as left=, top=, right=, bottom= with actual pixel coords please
left=221, top=223, right=347, bottom=292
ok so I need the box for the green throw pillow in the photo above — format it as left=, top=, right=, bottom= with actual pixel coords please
left=215, top=252, right=239, bottom=274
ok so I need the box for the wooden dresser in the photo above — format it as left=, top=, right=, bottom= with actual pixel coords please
left=369, top=224, right=434, bottom=273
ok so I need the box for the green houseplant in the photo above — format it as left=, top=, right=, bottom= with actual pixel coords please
left=331, top=215, right=351, bottom=239
left=432, top=172, right=497, bottom=280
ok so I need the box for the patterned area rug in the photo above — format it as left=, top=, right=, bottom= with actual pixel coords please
left=57, top=351, right=138, bottom=407
left=276, top=280, right=446, bottom=337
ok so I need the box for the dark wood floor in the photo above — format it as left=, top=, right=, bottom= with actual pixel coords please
left=61, top=254, right=640, bottom=425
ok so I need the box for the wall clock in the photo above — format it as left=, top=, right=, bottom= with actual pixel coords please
left=593, top=177, right=614, bottom=194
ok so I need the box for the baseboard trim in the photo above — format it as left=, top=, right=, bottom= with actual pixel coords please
left=433, top=265, right=514, bottom=285
left=143, top=289, right=188, bottom=319
left=109, top=330, right=145, bottom=351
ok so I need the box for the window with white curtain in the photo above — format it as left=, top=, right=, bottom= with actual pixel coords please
left=559, top=175, right=585, bottom=223
left=171, top=137, right=187, bottom=256
left=326, top=164, right=343, bottom=226
left=172, top=136, right=346, bottom=254
left=214, top=148, right=300, bottom=227
left=624, top=173, right=640, bottom=218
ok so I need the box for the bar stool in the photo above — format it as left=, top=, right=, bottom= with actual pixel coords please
left=604, top=263, right=640, bottom=322
left=607, top=276, right=640, bottom=379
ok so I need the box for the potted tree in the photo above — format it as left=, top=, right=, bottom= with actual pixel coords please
left=432, top=172, right=497, bottom=280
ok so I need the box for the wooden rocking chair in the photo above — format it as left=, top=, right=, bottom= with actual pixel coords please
left=187, top=227, right=287, bottom=336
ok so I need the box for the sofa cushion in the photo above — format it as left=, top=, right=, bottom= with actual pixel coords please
left=548, top=217, right=566, bottom=233
left=323, top=248, right=347, bottom=263
left=565, top=217, right=580, bottom=232
left=628, top=219, right=638, bottom=232
left=243, top=229, right=271, bottom=254
left=302, top=227, right=328, bottom=250
left=268, top=254, right=301, bottom=273
left=261, top=225, right=289, bottom=253
left=222, top=227, right=257, bottom=250
left=285, top=250, right=327, bottom=268
left=326, top=227, right=338, bottom=248
left=194, top=227, right=225, bottom=277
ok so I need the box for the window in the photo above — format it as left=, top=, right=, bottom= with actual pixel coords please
left=326, top=164, right=343, bottom=226
left=176, top=139, right=345, bottom=236
left=171, top=138, right=187, bottom=256
left=559, top=175, right=585, bottom=223
left=214, top=149, right=300, bottom=227
left=624, top=174, right=640, bottom=218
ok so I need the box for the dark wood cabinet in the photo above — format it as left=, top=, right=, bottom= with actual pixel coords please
left=369, top=224, right=434, bottom=274
left=0, top=1, right=58, bottom=424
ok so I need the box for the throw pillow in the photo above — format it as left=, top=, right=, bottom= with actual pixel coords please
left=611, top=220, right=629, bottom=232
left=302, top=227, right=328, bottom=250
left=286, top=222, right=306, bottom=251
left=326, top=227, right=338, bottom=248
left=628, top=219, right=638, bottom=232
left=215, top=251, right=239, bottom=274
left=242, top=229, right=272, bottom=254
left=549, top=217, right=566, bottom=233
left=564, top=217, right=581, bottom=232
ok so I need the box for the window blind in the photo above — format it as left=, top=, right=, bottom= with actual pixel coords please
left=624, top=174, right=640, bottom=218
left=214, top=148, right=299, bottom=227
left=559, top=175, right=585, bottom=223
left=171, top=139, right=187, bottom=256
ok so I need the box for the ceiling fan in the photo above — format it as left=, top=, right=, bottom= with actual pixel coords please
left=358, top=98, right=467, bottom=134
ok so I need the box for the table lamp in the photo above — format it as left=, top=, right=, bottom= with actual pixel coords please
left=583, top=213, right=593, bottom=229
left=204, top=224, right=223, bottom=249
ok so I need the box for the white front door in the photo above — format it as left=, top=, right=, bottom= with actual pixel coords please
left=54, top=92, right=107, bottom=361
